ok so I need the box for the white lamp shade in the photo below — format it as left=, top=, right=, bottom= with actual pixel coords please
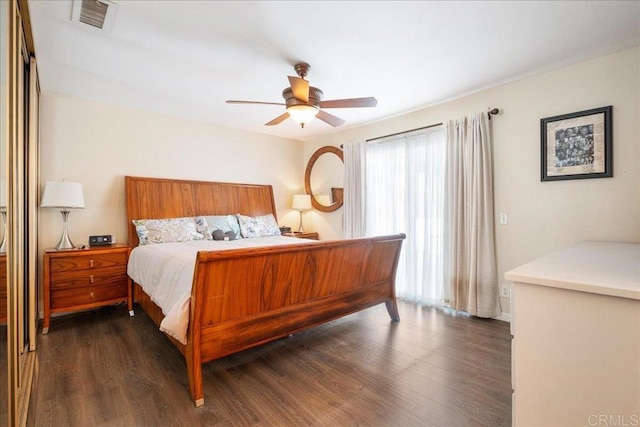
left=40, top=181, right=85, bottom=209
left=292, top=194, right=312, bottom=210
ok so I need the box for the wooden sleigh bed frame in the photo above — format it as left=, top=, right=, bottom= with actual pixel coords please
left=125, top=176, right=405, bottom=407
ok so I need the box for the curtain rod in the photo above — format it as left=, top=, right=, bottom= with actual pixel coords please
left=360, top=107, right=500, bottom=144
left=365, top=122, right=443, bottom=143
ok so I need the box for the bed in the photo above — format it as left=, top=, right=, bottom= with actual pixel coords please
left=125, top=176, right=405, bottom=407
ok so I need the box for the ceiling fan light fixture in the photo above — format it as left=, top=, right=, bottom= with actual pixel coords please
left=228, top=62, right=376, bottom=129
left=287, top=104, right=319, bottom=128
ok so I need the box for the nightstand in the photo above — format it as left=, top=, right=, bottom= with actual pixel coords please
left=43, top=244, right=131, bottom=333
left=282, top=231, right=319, bottom=240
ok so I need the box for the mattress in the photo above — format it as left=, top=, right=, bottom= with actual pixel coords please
left=127, top=236, right=318, bottom=344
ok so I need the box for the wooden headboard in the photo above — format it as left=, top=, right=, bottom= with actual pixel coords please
left=125, top=176, right=277, bottom=247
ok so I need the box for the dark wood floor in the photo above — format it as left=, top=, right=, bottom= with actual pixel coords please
left=27, top=301, right=511, bottom=426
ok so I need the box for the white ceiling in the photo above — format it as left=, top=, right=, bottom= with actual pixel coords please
left=27, top=1, right=640, bottom=142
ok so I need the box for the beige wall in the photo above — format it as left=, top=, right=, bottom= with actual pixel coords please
left=304, top=46, right=640, bottom=315
left=38, top=94, right=306, bottom=251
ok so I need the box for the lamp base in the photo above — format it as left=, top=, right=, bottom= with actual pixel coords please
left=55, top=210, right=76, bottom=250
left=54, top=235, right=75, bottom=251
left=297, top=210, right=305, bottom=233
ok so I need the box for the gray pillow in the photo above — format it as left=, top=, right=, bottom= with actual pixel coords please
left=204, top=215, right=241, bottom=239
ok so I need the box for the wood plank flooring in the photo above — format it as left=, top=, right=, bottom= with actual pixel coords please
left=27, top=301, right=511, bottom=426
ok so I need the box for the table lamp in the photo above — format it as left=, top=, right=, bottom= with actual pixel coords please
left=40, top=181, right=85, bottom=250
left=292, top=194, right=312, bottom=233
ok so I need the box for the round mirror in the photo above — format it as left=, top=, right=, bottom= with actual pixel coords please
left=304, top=146, right=344, bottom=212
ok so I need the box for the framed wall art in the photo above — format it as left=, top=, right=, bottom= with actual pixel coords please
left=540, top=106, right=612, bottom=181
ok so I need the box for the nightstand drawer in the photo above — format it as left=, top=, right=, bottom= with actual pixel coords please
left=49, top=251, right=128, bottom=273
left=49, top=267, right=127, bottom=290
left=50, top=281, right=128, bottom=310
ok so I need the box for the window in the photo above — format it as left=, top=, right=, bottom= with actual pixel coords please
left=365, top=126, right=446, bottom=305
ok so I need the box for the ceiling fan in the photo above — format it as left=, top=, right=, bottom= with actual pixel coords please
left=226, top=62, right=377, bottom=128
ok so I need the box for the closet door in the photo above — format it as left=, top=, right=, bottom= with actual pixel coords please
left=3, top=1, right=38, bottom=425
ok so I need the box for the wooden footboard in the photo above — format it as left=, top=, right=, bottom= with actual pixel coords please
left=185, top=233, right=405, bottom=406
left=131, top=234, right=404, bottom=407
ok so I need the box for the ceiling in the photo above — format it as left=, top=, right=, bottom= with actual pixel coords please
left=27, top=1, right=640, bottom=142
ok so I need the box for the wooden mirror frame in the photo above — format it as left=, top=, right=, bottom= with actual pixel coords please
left=304, top=146, right=344, bottom=213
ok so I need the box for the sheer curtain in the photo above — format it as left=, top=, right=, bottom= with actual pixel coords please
left=444, top=113, right=499, bottom=318
left=343, top=140, right=366, bottom=238
left=365, top=127, right=446, bottom=305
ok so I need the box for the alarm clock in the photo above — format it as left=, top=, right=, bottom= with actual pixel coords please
left=88, top=235, right=116, bottom=246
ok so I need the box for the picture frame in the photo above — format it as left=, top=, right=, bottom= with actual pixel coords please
left=540, top=106, right=612, bottom=181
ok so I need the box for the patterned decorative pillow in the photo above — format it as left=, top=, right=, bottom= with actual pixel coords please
left=236, top=213, right=281, bottom=238
left=204, top=215, right=241, bottom=240
left=194, top=216, right=213, bottom=240
left=133, top=216, right=210, bottom=245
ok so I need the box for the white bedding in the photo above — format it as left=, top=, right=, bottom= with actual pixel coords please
left=127, top=236, right=318, bottom=344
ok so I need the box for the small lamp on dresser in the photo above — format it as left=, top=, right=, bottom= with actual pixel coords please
left=40, top=181, right=85, bottom=250
left=292, top=194, right=312, bottom=233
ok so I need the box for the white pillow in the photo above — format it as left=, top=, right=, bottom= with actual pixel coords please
left=236, top=213, right=281, bottom=238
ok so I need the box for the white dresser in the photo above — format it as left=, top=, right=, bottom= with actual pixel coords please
left=505, top=241, right=640, bottom=427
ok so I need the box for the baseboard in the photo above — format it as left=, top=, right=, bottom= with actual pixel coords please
left=495, top=312, right=511, bottom=322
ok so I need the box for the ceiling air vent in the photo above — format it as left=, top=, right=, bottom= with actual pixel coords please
left=80, top=0, right=108, bottom=29
left=71, top=0, right=118, bottom=32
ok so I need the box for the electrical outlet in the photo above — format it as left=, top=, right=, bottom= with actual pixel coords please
left=500, top=284, right=510, bottom=298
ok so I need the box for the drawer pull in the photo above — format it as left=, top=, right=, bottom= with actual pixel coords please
left=89, top=260, right=94, bottom=268
left=90, top=292, right=95, bottom=299
left=90, top=275, right=94, bottom=284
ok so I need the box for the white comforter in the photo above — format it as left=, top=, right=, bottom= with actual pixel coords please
left=127, top=236, right=318, bottom=344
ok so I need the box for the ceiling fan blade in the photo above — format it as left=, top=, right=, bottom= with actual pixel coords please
left=265, top=112, right=290, bottom=126
left=288, top=76, right=309, bottom=103
left=316, top=110, right=346, bottom=127
left=319, top=97, right=378, bottom=109
left=227, top=100, right=285, bottom=106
